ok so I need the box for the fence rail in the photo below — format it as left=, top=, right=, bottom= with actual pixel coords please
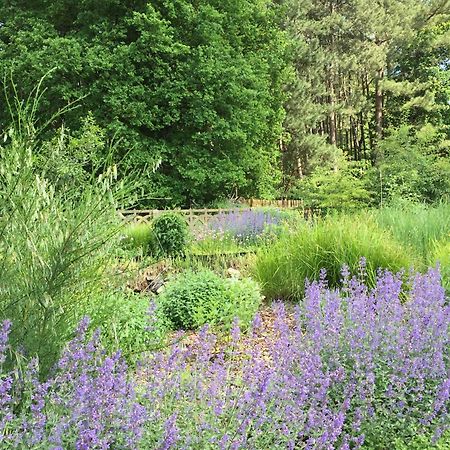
left=119, top=200, right=318, bottom=228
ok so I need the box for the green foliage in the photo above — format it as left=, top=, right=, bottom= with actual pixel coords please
left=159, top=270, right=225, bottom=330
left=0, top=0, right=290, bottom=206
left=289, top=155, right=372, bottom=210
left=191, top=235, right=247, bottom=256
left=86, top=291, right=169, bottom=362
left=0, top=82, right=133, bottom=373
left=121, top=222, right=153, bottom=254
left=370, top=202, right=450, bottom=266
left=159, top=270, right=261, bottom=330
left=370, top=125, right=450, bottom=204
left=224, top=277, right=262, bottom=329
left=152, top=212, right=189, bottom=258
left=253, top=215, right=415, bottom=300
left=283, top=2, right=450, bottom=207
left=431, top=240, right=450, bottom=292
left=392, top=431, right=450, bottom=450
left=36, top=113, right=108, bottom=190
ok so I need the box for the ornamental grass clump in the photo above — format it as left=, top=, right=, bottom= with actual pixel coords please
left=253, top=215, right=416, bottom=300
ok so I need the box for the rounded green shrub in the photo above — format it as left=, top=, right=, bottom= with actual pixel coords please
left=158, top=270, right=261, bottom=330
left=152, top=212, right=189, bottom=257
left=252, top=215, right=416, bottom=300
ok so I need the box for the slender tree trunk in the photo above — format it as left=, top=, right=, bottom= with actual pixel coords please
left=375, top=68, right=384, bottom=143
left=329, top=78, right=337, bottom=147
left=359, top=112, right=367, bottom=160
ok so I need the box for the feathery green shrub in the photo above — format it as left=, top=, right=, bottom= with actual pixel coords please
left=0, top=79, right=133, bottom=372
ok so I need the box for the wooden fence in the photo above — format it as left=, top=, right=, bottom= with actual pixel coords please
left=243, top=199, right=303, bottom=208
left=119, top=208, right=230, bottom=228
left=118, top=200, right=318, bottom=228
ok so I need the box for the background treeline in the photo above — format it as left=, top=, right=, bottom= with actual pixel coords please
left=1, top=0, right=449, bottom=207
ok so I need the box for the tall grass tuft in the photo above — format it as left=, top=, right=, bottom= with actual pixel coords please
left=121, top=222, right=153, bottom=253
left=370, top=202, right=450, bottom=266
left=0, top=77, right=133, bottom=372
left=252, top=215, right=415, bottom=300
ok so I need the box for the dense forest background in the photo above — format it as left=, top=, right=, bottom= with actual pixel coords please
left=1, top=0, right=449, bottom=208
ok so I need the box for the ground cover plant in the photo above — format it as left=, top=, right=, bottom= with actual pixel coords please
left=0, top=267, right=448, bottom=449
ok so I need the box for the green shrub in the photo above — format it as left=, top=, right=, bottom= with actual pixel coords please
left=152, top=212, right=189, bottom=258
left=158, top=270, right=261, bottom=330
left=368, top=124, right=450, bottom=204
left=224, top=277, right=262, bottom=329
left=291, top=157, right=372, bottom=210
left=252, top=215, right=415, bottom=300
left=87, top=291, right=169, bottom=362
left=0, top=78, right=136, bottom=373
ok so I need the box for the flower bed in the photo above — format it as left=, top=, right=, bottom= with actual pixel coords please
left=0, top=268, right=448, bottom=449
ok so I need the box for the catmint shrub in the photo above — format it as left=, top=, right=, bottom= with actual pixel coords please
left=0, top=318, right=146, bottom=448
left=141, top=267, right=449, bottom=449
left=207, top=208, right=284, bottom=245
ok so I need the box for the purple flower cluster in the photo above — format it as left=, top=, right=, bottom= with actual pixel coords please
left=140, top=266, right=449, bottom=448
left=0, top=318, right=145, bottom=449
left=0, top=267, right=448, bottom=449
left=203, top=208, right=283, bottom=243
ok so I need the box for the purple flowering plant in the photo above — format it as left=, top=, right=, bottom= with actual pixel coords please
left=0, top=318, right=146, bottom=449
left=138, top=265, right=449, bottom=449
left=201, top=208, right=286, bottom=245
left=1, top=266, right=449, bottom=449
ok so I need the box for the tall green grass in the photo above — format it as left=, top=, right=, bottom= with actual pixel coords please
left=122, top=222, right=153, bottom=252
left=432, top=240, right=450, bottom=292
left=370, top=202, right=450, bottom=266
left=0, top=79, right=134, bottom=371
left=252, top=215, right=415, bottom=301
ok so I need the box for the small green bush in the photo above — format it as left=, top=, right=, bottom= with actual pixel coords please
left=252, top=215, right=415, bottom=300
left=158, top=270, right=261, bottom=330
left=223, top=277, right=262, bottom=329
left=152, top=212, right=189, bottom=257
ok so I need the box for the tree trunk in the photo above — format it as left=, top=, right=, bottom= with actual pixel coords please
left=375, top=68, right=384, bottom=142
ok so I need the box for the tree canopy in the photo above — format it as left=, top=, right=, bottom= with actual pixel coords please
left=1, top=0, right=449, bottom=207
